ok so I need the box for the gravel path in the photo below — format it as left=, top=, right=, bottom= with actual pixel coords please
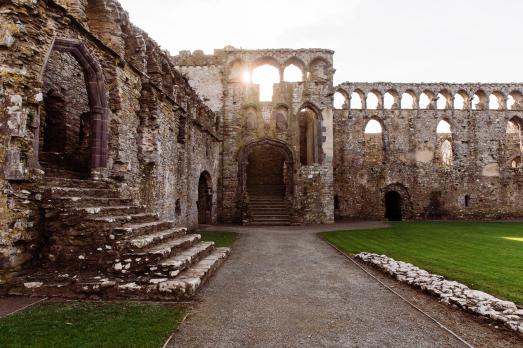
left=172, top=222, right=477, bottom=347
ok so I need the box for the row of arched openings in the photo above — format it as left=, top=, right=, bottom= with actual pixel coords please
left=230, top=58, right=330, bottom=101
left=334, top=90, right=523, bottom=111
left=363, top=117, right=523, bottom=168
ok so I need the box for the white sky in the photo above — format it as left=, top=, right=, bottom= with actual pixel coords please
left=118, top=0, right=523, bottom=85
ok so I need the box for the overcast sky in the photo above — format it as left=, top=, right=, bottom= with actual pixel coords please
left=119, top=0, right=523, bottom=85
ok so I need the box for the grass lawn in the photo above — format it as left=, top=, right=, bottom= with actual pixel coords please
left=0, top=302, right=186, bottom=348
left=321, top=222, right=523, bottom=305
left=199, top=231, right=238, bottom=247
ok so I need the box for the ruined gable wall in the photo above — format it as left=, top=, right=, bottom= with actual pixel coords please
left=333, top=82, right=523, bottom=220
left=0, top=0, right=220, bottom=281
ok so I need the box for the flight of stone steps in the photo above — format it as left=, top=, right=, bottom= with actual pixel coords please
left=247, top=185, right=290, bottom=225
left=8, top=176, right=230, bottom=300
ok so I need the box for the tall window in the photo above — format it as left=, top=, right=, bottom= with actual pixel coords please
left=299, top=107, right=321, bottom=165
left=364, top=118, right=384, bottom=163
left=252, top=64, right=280, bottom=101
left=436, top=120, right=453, bottom=167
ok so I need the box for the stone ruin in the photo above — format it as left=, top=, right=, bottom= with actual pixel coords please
left=1, top=0, right=523, bottom=297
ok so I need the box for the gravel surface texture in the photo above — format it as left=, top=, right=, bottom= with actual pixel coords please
left=171, top=222, right=521, bottom=347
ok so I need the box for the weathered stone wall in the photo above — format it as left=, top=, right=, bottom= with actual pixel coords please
left=175, top=48, right=336, bottom=224
left=0, top=0, right=220, bottom=282
left=333, top=82, right=523, bottom=220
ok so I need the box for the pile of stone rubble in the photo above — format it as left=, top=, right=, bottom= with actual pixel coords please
left=356, top=252, right=523, bottom=334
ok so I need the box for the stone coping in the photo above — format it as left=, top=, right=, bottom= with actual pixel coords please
left=356, top=252, right=523, bottom=334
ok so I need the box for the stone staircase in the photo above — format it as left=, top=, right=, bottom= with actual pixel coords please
left=247, top=185, right=290, bottom=225
left=8, top=176, right=230, bottom=300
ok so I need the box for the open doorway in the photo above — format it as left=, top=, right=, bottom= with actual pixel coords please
left=197, top=171, right=212, bottom=224
left=385, top=191, right=402, bottom=221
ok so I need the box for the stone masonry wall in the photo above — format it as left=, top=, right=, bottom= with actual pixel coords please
left=174, top=48, right=336, bottom=224
left=0, top=0, right=220, bottom=282
left=333, top=82, right=523, bottom=220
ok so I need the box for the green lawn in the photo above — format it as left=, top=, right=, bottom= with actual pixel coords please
left=321, top=222, right=523, bottom=305
left=0, top=302, right=186, bottom=348
left=199, top=231, right=238, bottom=247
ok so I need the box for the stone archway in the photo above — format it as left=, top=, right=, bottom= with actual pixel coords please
left=382, top=183, right=413, bottom=220
left=198, top=171, right=213, bottom=224
left=38, top=38, right=109, bottom=178
left=238, top=139, right=295, bottom=199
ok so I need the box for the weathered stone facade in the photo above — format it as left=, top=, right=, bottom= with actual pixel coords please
left=173, top=48, right=336, bottom=225
left=0, top=0, right=220, bottom=282
left=333, top=83, right=523, bottom=220
left=2, top=0, right=523, bottom=284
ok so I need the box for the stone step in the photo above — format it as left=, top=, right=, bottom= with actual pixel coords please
left=251, top=213, right=290, bottom=218
left=49, top=196, right=134, bottom=208
left=88, top=213, right=159, bottom=226
left=44, top=177, right=113, bottom=189
left=43, top=167, right=87, bottom=180
left=155, top=241, right=215, bottom=277
left=69, top=205, right=147, bottom=217
left=46, top=186, right=120, bottom=198
left=113, top=220, right=175, bottom=238
left=124, top=227, right=187, bottom=250
left=114, top=234, right=202, bottom=274
left=7, top=247, right=232, bottom=301
left=246, top=221, right=290, bottom=226
left=170, top=247, right=231, bottom=299
left=251, top=205, right=288, bottom=209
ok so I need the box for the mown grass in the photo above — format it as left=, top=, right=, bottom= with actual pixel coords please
left=199, top=231, right=238, bottom=247
left=321, top=222, right=523, bottom=305
left=0, top=302, right=186, bottom=348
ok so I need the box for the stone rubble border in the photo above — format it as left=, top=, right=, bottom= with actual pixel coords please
left=356, top=252, right=523, bottom=335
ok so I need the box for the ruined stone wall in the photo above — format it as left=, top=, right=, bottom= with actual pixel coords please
left=333, top=82, right=523, bottom=220
left=0, top=0, right=220, bottom=281
left=175, top=48, right=335, bottom=224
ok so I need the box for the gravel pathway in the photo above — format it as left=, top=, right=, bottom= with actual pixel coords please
left=172, top=222, right=472, bottom=347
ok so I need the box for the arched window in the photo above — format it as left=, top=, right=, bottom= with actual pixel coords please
left=508, top=91, right=523, bottom=110
left=364, top=118, right=384, bottom=163
left=419, top=92, right=431, bottom=109
left=472, top=91, right=487, bottom=110
left=351, top=91, right=363, bottom=109
left=454, top=91, right=467, bottom=110
left=401, top=92, right=415, bottom=109
left=436, top=93, right=448, bottom=110
left=252, top=64, right=280, bottom=101
left=364, top=119, right=382, bottom=134
left=437, top=120, right=453, bottom=167
left=367, top=92, right=380, bottom=110
left=489, top=93, right=503, bottom=110
left=334, top=91, right=347, bottom=109
left=506, top=117, right=523, bottom=168
left=384, top=92, right=396, bottom=109
left=298, top=107, right=322, bottom=165
left=283, top=64, right=302, bottom=82
left=441, top=140, right=453, bottom=167
left=436, top=119, right=452, bottom=134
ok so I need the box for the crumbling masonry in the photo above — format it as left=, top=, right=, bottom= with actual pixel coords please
left=1, top=0, right=523, bottom=296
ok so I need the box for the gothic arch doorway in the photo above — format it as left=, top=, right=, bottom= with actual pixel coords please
left=198, top=171, right=213, bottom=225
left=38, top=38, right=109, bottom=178
left=238, top=139, right=295, bottom=198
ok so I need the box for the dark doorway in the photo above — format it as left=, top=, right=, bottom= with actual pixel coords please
left=385, top=191, right=402, bottom=221
left=246, top=146, right=286, bottom=197
left=40, top=50, right=92, bottom=178
left=197, top=172, right=212, bottom=224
